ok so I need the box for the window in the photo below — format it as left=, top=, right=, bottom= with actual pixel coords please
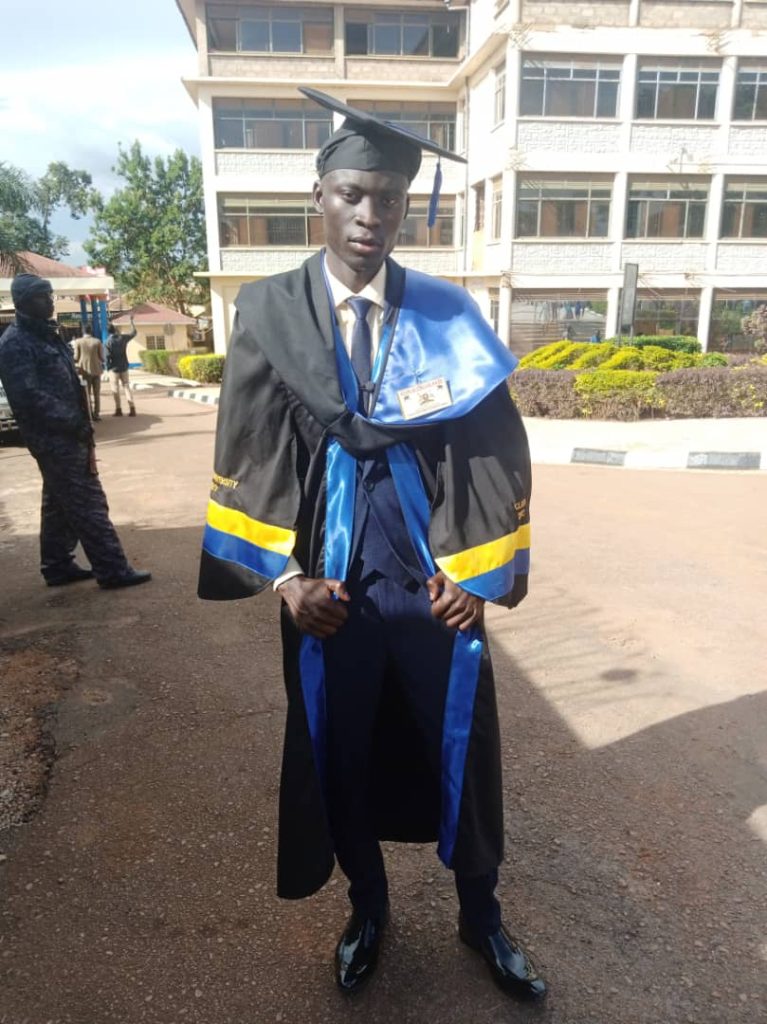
left=491, top=177, right=503, bottom=239
left=633, top=295, right=700, bottom=337
left=489, top=288, right=500, bottom=334
left=473, top=183, right=486, bottom=232
left=626, top=181, right=708, bottom=238
left=636, top=64, right=719, bottom=120
left=398, top=197, right=455, bottom=247
left=145, top=335, right=167, bottom=351
left=356, top=101, right=456, bottom=150
left=207, top=5, right=333, bottom=54
left=710, top=294, right=767, bottom=353
left=494, top=62, right=506, bottom=125
left=520, top=58, right=620, bottom=118
left=733, top=68, right=767, bottom=120
left=345, top=8, right=462, bottom=58
left=509, top=291, right=608, bottom=355
left=219, top=195, right=323, bottom=247
left=213, top=99, right=332, bottom=149
left=516, top=180, right=611, bottom=238
left=721, top=181, right=767, bottom=238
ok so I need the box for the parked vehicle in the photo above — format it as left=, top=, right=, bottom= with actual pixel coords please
left=0, top=380, right=18, bottom=436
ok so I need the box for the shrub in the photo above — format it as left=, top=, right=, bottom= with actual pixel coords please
left=656, top=366, right=767, bottom=417
left=606, top=335, right=701, bottom=354
left=538, top=341, right=594, bottom=369
left=569, top=342, right=618, bottom=369
left=574, top=370, right=662, bottom=420
left=701, top=352, right=728, bottom=367
left=509, top=370, right=581, bottom=418
left=139, top=349, right=156, bottom=371
left=178, top=354, right=226, bottom=383
left=600, top=348, right=646, bottom=371
left=518, top=340, right=572, bottom=370
left=638, top=345, right=700, bottom=371
left=138, top=349, right=182, bottom=375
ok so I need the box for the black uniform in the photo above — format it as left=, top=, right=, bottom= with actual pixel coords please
left=0, top=313, right=130, bottom=583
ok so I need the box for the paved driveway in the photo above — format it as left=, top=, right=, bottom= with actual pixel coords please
left=1, top=390, right=765, bottom=1023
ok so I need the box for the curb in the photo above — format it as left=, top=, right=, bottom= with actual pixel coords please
left=568, top=447, right=763, bottom=471
left=165, top=389, right=765, bottom=471
left=168, top=389, right=220, bottom=406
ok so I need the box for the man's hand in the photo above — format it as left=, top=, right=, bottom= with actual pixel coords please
left=426, top=571, right=484, bottom=632
left=278, top=575, right=350, bottom=638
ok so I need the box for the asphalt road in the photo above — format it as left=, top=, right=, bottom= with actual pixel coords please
left=1, top=389, right=765, bottom=1024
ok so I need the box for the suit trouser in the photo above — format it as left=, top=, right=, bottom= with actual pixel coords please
left=82, top=373, right=100, bottom=417
left=36, top=443, right=130, bottom=583
left=111, top=371, right=134, bottom=411
left=322, top=571, right=501, bottom=937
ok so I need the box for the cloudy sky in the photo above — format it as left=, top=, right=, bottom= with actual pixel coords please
left=1, top=0, right=200, bottom=264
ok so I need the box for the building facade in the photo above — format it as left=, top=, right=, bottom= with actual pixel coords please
left=174, top=0, right=767, bottom=355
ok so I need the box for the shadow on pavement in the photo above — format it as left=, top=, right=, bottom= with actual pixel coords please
left=0, top=524, right=764, bottom=1024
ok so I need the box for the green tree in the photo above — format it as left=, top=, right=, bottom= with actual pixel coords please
left=33, top=162, right=97, bottom=257
left=84, top=142, right=207, bottom=314
left=0, top=160, right=97, bottom=271
left=742, top=304, right=767, bottom=354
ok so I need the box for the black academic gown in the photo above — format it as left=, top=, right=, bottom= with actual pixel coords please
left=199, top=253, right=532, bottom=899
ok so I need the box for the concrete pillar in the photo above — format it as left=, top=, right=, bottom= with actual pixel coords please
left=499, top=277, right=512, bottom=346
left=697, top=286, right=714, bottom=352
left=611, top=171, right=629, bottom=272
left=705, top=173, right=726, bottom=273
left=334, top=5, right=345, bottom=77
left=606, top=285, right=621, bottom=339
left=210, top=284, right=228, bottom=355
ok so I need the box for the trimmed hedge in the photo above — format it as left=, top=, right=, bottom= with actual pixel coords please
left=608, top=335, right=701, bottom=354
left=521, top=339, right=701, bottom=373
left=509, top=370, right=581, bottom=418
left=519, top=341, right=590, bottom=370
left=177, top=354, right=226, bottom=383
left=574, top=370, right=662, bottom=420
left=569, top=342, right=618, bottom=369
left=510, top=364, right=767, bottom=419
left=139, top=350, right=182, bottom=375
left=656, top=366, right=767, bottom=418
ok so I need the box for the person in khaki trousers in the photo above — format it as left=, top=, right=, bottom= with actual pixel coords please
left=105, top=317, right=137, bottom=416
left=72, top=325, right=104, bottom=421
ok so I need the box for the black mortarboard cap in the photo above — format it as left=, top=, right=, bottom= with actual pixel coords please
left=299, top=87, right=466, bottom=225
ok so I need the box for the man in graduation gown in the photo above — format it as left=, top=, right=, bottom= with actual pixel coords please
left=198, top=89, right=546, bottom=1001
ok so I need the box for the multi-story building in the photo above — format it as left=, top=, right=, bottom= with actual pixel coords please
left=174, top=0, right=767, bottom=355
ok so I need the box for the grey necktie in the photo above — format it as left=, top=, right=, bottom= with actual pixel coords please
left=347, top=296, right=373, bottom=413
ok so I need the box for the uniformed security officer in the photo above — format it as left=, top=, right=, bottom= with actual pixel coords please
left=0, top=274, right=152, bottom=589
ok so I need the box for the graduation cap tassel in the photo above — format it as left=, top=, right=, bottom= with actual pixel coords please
left=427, top=159, right=443, bottom=228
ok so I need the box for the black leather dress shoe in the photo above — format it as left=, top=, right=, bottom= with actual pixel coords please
left=459, top=915, right=547, bottom=1001
left=45, top=565, right=94, bottom=587
left=335, top=906, right=388, bottom=993
left=99, top=569, right=152, bottom=590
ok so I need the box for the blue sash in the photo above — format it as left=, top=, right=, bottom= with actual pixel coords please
left=298, top=260, right=507, bottom=866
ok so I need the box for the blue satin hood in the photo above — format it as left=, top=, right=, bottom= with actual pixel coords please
left=365, top=270, right=517, bottom=425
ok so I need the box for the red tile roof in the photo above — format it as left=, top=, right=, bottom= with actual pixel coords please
left=16, top=252, right=102, bottom=279
left=112, top=302, right=197, bottom=326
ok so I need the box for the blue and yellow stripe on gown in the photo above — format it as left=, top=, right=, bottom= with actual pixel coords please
left=202, top=498, right=296, bottom=582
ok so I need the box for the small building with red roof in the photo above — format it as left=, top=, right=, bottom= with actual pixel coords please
left=112, top=302, right=200, bottom=365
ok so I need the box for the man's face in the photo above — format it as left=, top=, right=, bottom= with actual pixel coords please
left=19, top=287, right=55, bottom=321
left=313, top=169, right=410, bottom=288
